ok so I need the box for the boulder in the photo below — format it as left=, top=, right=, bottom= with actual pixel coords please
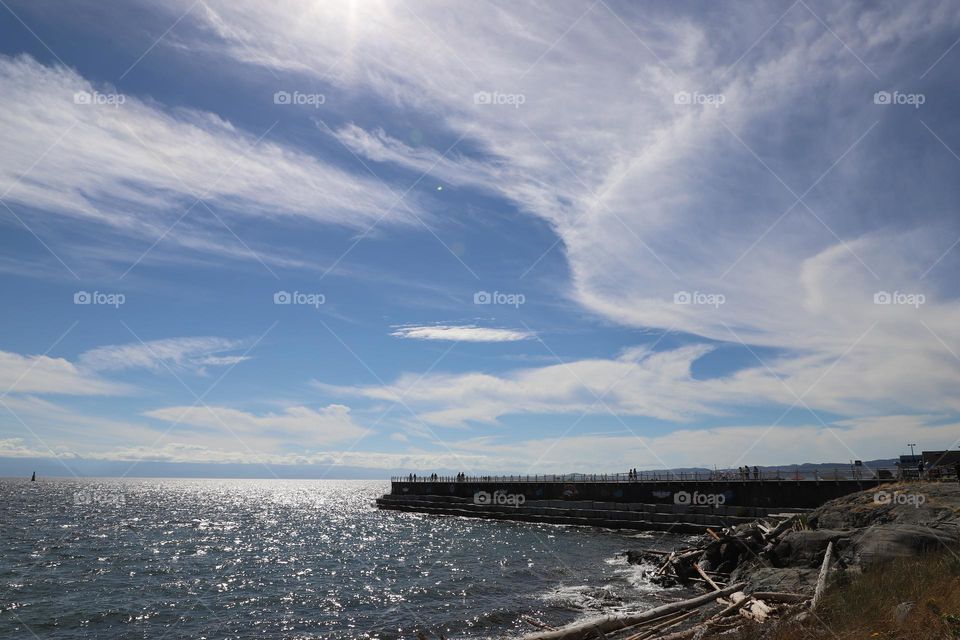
left=845, top=524, right=960, bottom=565
left=772, top=530, right=849, bottom=567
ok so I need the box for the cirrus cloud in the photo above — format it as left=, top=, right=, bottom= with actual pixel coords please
left=390, top=324, right=534, bottom=342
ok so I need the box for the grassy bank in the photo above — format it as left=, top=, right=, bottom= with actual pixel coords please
left=733, top=550, right=960, bottom=639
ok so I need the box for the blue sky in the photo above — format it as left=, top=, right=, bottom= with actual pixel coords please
left=1, top=0, right=959, bottom=478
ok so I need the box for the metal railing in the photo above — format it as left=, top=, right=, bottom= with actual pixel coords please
left=391, top=467, right=929, bottom=483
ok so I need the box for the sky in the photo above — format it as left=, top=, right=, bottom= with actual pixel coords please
left=1, top=0, right=959, bottom=478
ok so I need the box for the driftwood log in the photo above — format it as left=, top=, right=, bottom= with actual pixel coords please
left=763, top=515, right=798, bottom=541
left=692, top=563, right=721, bottom=592
left=519, top=582, right=747, bottom=640
left=811, top=540, right=833, bottom=611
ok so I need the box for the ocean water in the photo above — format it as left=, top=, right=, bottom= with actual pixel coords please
left=0, top=478, right=690, bottom=639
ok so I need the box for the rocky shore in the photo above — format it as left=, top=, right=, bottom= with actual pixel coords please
left=520, top=481, right=960, bottom=639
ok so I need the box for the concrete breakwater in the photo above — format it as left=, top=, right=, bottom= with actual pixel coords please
left=376, top=493, right=807, bottom=533
left=376, top=477, right=890, bottom=531
left=389, top=477, right=884, bottom=508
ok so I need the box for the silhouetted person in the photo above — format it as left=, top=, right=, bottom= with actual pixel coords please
left=753, top=466, right=759, bottom=480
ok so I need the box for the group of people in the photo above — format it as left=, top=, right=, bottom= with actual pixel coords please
left=738, top=466, right=761, bottom=480
left=626, top=468, right=641, bottom=480
left=405, top=473, right=441, bottom=481
left=404, top=472, right=468, bottom=481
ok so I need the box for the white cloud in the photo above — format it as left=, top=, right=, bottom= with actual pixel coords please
left=0, top=350, right=128, bottom=396
left=390, top=324, right=534, bottom=342
left=6, top=2, right=960, bottom=471
left=326, top=334, right=960, bottom=428
left=329, top=344, right=727, bottom=425
left=79, top=336, right=249, bottom=374
left=157, top=0, right=960, bottom=422
left=142, top=404, right=369, bottom=446
left=5, top=414, right=954, bottom=474
left=440, top=415, right=960, bottom=473
left=0, top=54, right=417, bottom=267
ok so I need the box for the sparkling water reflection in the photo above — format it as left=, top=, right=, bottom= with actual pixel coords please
left=0, top=478, right=684, bottom=639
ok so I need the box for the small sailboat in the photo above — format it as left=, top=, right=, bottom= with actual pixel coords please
left=30, top=471, right=36, bottom=482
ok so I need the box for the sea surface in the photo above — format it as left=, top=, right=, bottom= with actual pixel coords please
left=0, top=478, right=691, bottom=639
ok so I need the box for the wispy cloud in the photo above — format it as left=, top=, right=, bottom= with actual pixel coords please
left=158, top=0, right=960, bottom=426
left=79, top=336, right=250, bottom=374
left=5, top=414, right=953, bottom=472
left=390, top=324, right=534, bottom=342
left=142, top=404, right=369, bottom=446
left=0, top=350, right=129, bottom=396
left=0, top=54, right=418, bottom=268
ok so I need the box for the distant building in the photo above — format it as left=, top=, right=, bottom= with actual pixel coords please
left=899, top=454, right=922, bottom=478
left=922, top=450, right=960, bottom=469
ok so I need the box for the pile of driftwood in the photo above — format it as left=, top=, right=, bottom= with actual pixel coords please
left=522, top=515, right=836, bottom=640
left=632, top=515, right=801, bottom=591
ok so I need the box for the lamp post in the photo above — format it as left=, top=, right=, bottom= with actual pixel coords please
left=908, top=443, right=917, bottom=457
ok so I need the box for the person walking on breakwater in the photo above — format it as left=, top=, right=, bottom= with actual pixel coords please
left=753, top=466, right=760, bottom=480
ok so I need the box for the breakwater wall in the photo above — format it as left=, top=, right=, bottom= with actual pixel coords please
left=376, top=493, right=793, bottom=533
left=389, top=477, right=883, bottom=509
left=377, top=478, right=887, bottom=531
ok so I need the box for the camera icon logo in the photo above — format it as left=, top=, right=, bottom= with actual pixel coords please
left=674, top=491, right=691, bottom=505
left=273, top=291, right=291, bottom=304
left=73, top=291, right=91, bottom=304
left=73, top=91, right=92, bottom=105
left=474, top=291, right=492, bottom=304
left=873, top=91, right=891, bottom=105
left=473, top=491, right=491, bottom=505
left=873, top=291, right=892, bottom=305
left=873, top=491, right=892, bottom=505
left=673, top=91, right=691, bottom=105
left=673, top=291, right=692, bottom=304
left=473, top=91, right=492, bottom=105
left=273, top=91, right=291, bottom=105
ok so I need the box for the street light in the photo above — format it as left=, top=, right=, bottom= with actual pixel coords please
left=908, top=443, right=917, bottom=457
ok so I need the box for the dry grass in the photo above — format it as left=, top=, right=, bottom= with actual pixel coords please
left=729, top=550, right=960, bottom=640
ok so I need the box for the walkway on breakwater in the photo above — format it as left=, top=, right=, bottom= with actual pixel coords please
left=391, top=467, right=898, bottom=484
